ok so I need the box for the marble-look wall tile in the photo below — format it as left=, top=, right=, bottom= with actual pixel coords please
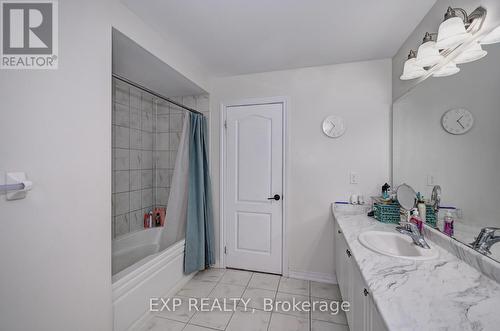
left=129, top=210, right=143, bottom=232
left=113, top=125, right=129, bottom=149
left=141, top=170, right=153, bottom=189
left=156, top=151, right=169, bottom=169
left=113, top=103, right=129, bottom=127
left=142, top=189, right=153, bottom=208
left=141, top=111, right=153, bottom=132
left=130, top=109, right=141, bottom=130
left=113, top=148, right=129, bottom=171
left=130, top=150, right=142, bottom=170
left=114, top=192, right=129, bottom=215
left=113, top=171, right=129, bottom=193
left=114, top=214, right=130, bottom=237
left=129, top=170, right=141, bottom=191
left=141, top=150, right=153, bottom=169
left=130, top=190, right=142, bottom=212
left=142, top=132, right=153, bottom=150
left=130, top=87, right=141, bottom=110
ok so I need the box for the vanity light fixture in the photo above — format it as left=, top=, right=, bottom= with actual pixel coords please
left=400, top=6, right=487, bottom=81
left=435, top=7, right=472, bottom=49
left=454, top=41, right=487, bottom=64
left=400, top=50, right=427, bottom=81
left=480, top=25, right=500, bottom=45
left=415, top=32, right=443, bottom=67
left=432, top=61, right=460, bottom=78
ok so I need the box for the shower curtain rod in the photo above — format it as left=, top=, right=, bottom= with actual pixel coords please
left=112, top=73, right=204, bottom=115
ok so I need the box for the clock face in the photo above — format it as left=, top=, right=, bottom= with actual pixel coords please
left=322, top=116, right=346, bottom=138
left=442, top=108, right=474, bottom=135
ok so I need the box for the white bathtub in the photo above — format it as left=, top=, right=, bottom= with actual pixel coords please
left=112, top=228, right=193, bottom=331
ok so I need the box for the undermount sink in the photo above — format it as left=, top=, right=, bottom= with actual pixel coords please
left=358, top=231, right=439, bottom=260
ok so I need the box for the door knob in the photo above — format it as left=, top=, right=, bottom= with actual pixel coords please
left=267, top=194, right=281, bottom=201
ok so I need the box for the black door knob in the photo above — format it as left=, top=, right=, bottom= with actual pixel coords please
left=267, top=194, right=281, bottom=201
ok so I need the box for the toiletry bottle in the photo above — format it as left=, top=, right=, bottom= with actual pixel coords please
left=148, top=211, right=153, bottom=228
left=409, top=208, right=423, bottom=233
left=144, top=213, right=149, bottom=228
left=443, top=211, right=454, bottom=237
left=417, top=193, right=426, bottom=224
left=382, top=183, right=390, bottom=200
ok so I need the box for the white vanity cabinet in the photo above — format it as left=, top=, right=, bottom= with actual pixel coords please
left=335, top=220, right=388, bottom=331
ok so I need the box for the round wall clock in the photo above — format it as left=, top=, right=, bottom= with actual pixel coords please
left=322, top=115, right=346, bottom=138
left=441, top=108, right=474, bottom=135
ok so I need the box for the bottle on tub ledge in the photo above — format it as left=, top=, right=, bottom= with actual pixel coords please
left=143, top=211, right=154, bottom=228
left=416, top=192, right=427, bottom=224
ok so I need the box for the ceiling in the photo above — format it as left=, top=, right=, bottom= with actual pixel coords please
left=112, top=29, right=207, bottom=97
left=122, top=0, right=437, bottom=76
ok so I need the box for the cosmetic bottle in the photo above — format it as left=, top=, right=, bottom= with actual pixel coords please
left=148, top=211, right=153, bottom=228
left=409, top=208, right=423, bottom=233
left=416, top=193, right=426, bottom=224
left=443, top=211, right=454, bottom=237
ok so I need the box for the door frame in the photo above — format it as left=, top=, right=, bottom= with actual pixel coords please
left=219, top=96, right=290, bottom=277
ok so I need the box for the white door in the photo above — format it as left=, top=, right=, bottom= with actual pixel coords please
left=225, top=102, right=283, bottom=274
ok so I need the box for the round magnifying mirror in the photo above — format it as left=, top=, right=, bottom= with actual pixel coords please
left=396, top=183, right=417, bottom=210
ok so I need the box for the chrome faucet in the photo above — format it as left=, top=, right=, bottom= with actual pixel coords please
left=470, top=227, right=500, bottom=255
left=396, top=222, right=431, bottom=249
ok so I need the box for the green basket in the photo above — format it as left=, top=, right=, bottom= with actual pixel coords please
left=425, top=205, right=437, bottom=228
left=373, top=202, right=401, bottom=224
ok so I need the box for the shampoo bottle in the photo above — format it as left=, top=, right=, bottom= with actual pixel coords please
left=417, top=193, right=426, bottom=224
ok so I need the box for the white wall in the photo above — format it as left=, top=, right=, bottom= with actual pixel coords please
left=210, top=60, right=392, bottom=280
left=111, top=0, right=211, bottom=93
left=0, top=1, right=213, bottom=330
left=0, top=1, right=113, bottom=330
left=393, top=42, right=500, bottom=228
left=392, top=0, right=500, bottom=101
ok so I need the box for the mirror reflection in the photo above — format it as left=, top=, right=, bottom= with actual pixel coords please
left=393, top=41, right=500, bottom=262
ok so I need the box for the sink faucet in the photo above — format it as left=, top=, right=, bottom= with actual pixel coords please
left=470, top=227, right=500, bottom=255
left=396, top=222, right=431, bottom=249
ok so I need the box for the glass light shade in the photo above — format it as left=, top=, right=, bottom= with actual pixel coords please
left=415, top=41, right=443, bottom=67
left=455, top=42, right=487, bottom=64
left=400, top=58, right=427, bottom=80
left=480, top=26, right=500, bottom=45
left=432, top=61, right=460, bottom=78
left=436, top=17, right=470, bottom=49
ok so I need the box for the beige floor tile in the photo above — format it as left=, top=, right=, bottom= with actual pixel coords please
left=312, top=319, right=350, bottom=331
left=226, top=307, right=271, bottom=331
left=240, top=287, right=277, bottom=310
left=138, top=316, right=185, bottom=331
left=310, top=281, right=342, bottom=300
left=248, top=273, right=281, bottom=291
left=311, top=297, right=347, bottom=325
left=278, top=277, right=309, bottom=296
left=268, top=312, right=309, bottom=331
left=176, top=279, right=217, bottom=298
left=220, top=269, right=253, bottom=286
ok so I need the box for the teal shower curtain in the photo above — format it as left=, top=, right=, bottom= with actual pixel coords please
left=184, top=113, right=215, bottom=274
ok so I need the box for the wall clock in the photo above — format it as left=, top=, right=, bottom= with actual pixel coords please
left=322, top=115, right=346, bottom=138
left=441, top=108, right=474, bottom=135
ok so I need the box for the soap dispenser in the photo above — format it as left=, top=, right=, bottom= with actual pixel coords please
left=409, top=208, right=424, bottom=233
left=443, top=211, right=454, bottom=237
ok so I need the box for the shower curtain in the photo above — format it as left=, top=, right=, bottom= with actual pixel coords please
left=184, top=113, right=215, bottom=274
left=159, top=115, right=190, bottom=251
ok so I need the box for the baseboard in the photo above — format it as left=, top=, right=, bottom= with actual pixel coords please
left=288, top=270, right=337, bottom=284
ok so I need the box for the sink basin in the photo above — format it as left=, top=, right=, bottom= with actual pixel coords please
left=358, top=231, right=439, bottom=260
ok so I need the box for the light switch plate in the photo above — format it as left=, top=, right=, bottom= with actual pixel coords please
left=350, top=172, right=358, bottom=184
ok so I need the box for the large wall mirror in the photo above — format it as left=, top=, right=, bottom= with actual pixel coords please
left=393, top=41, right=500, bottom=263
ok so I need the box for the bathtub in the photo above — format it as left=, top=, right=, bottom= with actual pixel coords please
left=112, top=228, right=193, bottom=331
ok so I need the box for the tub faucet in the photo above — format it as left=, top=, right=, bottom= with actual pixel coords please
left=396, top=222, right=431, bottom=249
left=470, top=227, right=500, bottom=255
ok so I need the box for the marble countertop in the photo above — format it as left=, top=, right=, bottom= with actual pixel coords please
left=332, top=204, right=500, bottom=331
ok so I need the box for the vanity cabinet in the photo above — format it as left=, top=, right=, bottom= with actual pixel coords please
left=335, top=220, right=388, bottom=331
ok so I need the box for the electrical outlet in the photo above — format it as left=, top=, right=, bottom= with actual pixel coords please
left=427, top=174, right=436, bottom=186
left=350, top=172, right=358, bottom=184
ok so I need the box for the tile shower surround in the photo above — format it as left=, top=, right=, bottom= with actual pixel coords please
left=112, top=78, right=209, bottom=238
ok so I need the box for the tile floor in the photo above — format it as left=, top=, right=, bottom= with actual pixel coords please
left=138, top=268, right=350, bottom=331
